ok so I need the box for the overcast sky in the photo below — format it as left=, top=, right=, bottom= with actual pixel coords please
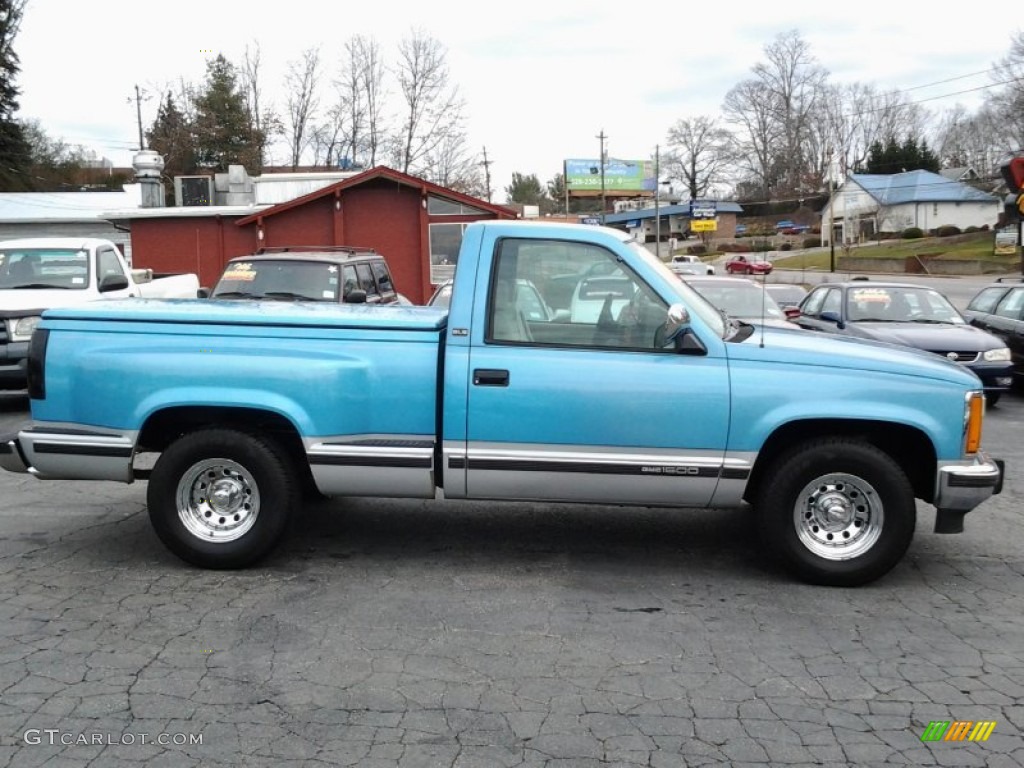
left=15, top=1, right=1023, bottom=197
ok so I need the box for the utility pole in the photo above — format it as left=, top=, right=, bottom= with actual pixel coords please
left=130, top=85, right=148, bottom=151
left=596, top=129, right=607, bottom=223
left=480, top=146, right=493, bottom=203
left=654, top=144, right=661, bottom=259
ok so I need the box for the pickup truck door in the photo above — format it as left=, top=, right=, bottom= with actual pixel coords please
left=456, top=236, right=731, bottom=507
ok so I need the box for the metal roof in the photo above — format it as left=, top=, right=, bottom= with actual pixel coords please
left=0, top=186, right=141, bottom=223
left=849, top=170, right=996, bottom=205
left=602, top=201, right=743, bottom=225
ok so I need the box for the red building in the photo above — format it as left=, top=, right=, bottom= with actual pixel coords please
left=110, top=166, right=517, bottom=304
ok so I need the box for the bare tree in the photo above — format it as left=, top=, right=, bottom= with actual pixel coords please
left=240, top=42, right=278, bottom=170
left=752, top=30, right=828, bottom=196
left=356, top=35, right=387, bottom=167
left=663, top=116, right=731, bottom=199
left=284, top=47, right=321, bottom=170
left=393, top=29, right=464, bottom=176
left=421, top=131, right=487, bottom=197
left=722, top=79, right=781, bottom=200
left=987, top=31, right=1024, bottom=156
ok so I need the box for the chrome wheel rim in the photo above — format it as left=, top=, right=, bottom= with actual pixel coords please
left=794, top=472, right=883, bottom=560
left=176, top=459, right=260, bottom=542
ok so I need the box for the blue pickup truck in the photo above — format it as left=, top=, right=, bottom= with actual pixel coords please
left=0, top=221, right=1004, bottom=585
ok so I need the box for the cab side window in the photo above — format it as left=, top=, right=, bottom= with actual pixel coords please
left=97, top=248, right=126, bottom=279
left=994, top=287, right=1024, bottom=320
left=968, top=287, right=1008, bottom=314
left=355, top=263, right=380, bottom=302
left=487, top=237, right=668, bottom=350
left=801, top=288, right=827, bottom=317
left=820, top=288, right=842, bottom=316
left=371, top=261, right=395, bottom=298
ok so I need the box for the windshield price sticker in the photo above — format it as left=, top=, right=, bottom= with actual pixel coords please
left=221, top=263, right=256, bottom=282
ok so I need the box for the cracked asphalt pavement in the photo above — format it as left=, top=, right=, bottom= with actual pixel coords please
left=0, top=392, right=1022, bottom=767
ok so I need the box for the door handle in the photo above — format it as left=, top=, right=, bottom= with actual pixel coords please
left=473, top=368, right=509, bottom=387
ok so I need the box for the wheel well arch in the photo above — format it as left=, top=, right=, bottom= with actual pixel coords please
left=745, top=418, right=937, bottom=505
left=137, top=406, right=307, bottom=470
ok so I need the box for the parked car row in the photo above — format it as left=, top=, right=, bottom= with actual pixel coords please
left=664, top=269, right=1019, bottom=406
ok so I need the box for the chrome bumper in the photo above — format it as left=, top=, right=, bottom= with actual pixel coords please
left=934, top=453, right=1003, bottom=524
left=0, top=433, right=29, bottom=473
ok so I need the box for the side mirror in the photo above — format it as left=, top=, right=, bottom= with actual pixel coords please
left=784, top=306, right=801, bottom=319
left=345, top=289, right=368, bottom=304
left=197, top=287, right=210, bottom=299
left=820, top=310, right=844, bottom=329
left=98, top=274, right=130, bottom=293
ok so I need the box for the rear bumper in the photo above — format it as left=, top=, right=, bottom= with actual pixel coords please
left=0, top=426, right=135, bottom=481
left=0, top=431, right=29, bottom=473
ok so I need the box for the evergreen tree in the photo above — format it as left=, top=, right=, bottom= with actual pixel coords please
left=147, top=93, right=198, bottom=179
left=0, top=0, right=33, bottom=190
left=504, top=172, right=548, bottom=207
left=193, top=54, right=264, bottom=172
left=864, top=135, right=940, bottom=175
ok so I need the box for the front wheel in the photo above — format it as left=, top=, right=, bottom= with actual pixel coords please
left=986, top=393, right=1001, bottom=408
left=756, top=439, right=916, bottom=586
left=147, top=428, right=299, bottom=568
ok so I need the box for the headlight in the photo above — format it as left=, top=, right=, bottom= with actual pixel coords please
left=983, top=347, right=1011, bottom=362
left=9, top=316, right=41, bottom=342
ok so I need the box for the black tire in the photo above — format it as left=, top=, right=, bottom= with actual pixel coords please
left=756, top=438, right=916, bottom=587
left=147, top=428, right=299, bottom=569
left=987, top=393, right=1001, bottom=408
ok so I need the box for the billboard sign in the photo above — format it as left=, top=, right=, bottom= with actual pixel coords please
left=565, top=159, right=655, bottom=192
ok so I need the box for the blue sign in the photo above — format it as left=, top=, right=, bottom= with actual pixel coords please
left=580, top=217, right=602, bottom=226
left=689, top=200, right=717, bottom=219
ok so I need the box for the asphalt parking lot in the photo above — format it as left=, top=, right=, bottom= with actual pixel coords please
left=0, top=391, right=1022, bottom=767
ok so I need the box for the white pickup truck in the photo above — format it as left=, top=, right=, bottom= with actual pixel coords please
left=0, top=237, right=200, bottom=391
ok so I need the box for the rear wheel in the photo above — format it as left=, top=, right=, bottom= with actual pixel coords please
left=756, top=439, right=916, bottom=586
left=987, top=393, right=1001, bottom=408
left=147, top=428, right=299, bottom=568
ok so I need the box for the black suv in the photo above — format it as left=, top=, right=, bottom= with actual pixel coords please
left=963, top=277, right=1024, bottom=385
left=207, top=246, right=406, bottom=305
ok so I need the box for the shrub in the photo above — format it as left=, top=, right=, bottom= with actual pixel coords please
left=964, top=226, right=980, bottom=234
left=779, top=242, right=793, bottom=251
left=901, top=227, right=924, bottom=239
left=802, top=236, right=822, bottom=249
left=687, top=244, right=707, bottom=256
left=935, top=225, right=961, bottom=237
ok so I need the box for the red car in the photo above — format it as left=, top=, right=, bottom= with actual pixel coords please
left=725, top=255, right=773, bottom=275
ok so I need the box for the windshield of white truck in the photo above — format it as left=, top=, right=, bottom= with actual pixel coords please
left=0, top=248, right=89, bottom=290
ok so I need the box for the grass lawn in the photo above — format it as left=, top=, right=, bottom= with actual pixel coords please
left=771, top=231, right=1019, bottom=271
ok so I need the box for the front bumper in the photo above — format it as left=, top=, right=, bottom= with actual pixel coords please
left=933, top=453, right=1003, bottom=533
left=967, top=361, right=1015, bottom=393
left=0, top=341, right=29, bottom=390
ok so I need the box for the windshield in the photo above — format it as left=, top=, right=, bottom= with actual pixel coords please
left=688, top=279, right=787, bottom=320
left=0, top=248, right=90, bottom=290
left=846, top=285, right=965, bottom=324
left=211, top=260, right=340, bottom=301
left=625, top=242, right=726, bottom=336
